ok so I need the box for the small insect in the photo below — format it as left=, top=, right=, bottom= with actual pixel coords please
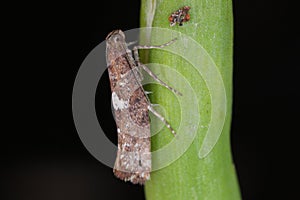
left=105, top=30, right=181, bottom=184
left=169, top=6, right=191, bottom=26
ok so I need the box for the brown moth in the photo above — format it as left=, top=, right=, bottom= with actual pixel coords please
left=105, top=30, right=180, bottom=184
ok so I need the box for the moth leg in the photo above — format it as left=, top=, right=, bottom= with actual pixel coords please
left=132, top=38, right=177, bottom=65
left=132, top=39, right=182, bottom=96
left=126, top=40, right=137, bottom=47
left=131, top=66, right=144, bottom=83
left=140, top=63, right=182, bottom=96
left=147, top=105, right=176, bottom=136
left=144, top=91, right=152, bottom=95
left=133, top=38, right=177, bottom=52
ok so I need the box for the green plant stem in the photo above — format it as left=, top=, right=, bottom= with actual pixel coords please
left=140, top=0, right=240, bottom=199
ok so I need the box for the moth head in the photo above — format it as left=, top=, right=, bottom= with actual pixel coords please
left=106, top=30, right=126, bottom=43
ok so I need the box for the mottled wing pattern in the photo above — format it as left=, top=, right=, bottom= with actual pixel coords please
left=106, top=30, right=151, bottom=184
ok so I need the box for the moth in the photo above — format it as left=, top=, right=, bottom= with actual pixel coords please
left=105, top=30, right=181, bottom=184
left=169, top=6, right=191, bottom=26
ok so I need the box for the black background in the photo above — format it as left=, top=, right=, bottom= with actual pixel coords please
left=2, top=1, right=299, bottom=200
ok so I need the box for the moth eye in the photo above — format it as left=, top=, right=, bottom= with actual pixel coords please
left=114, top=36, right=120, bottom=42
